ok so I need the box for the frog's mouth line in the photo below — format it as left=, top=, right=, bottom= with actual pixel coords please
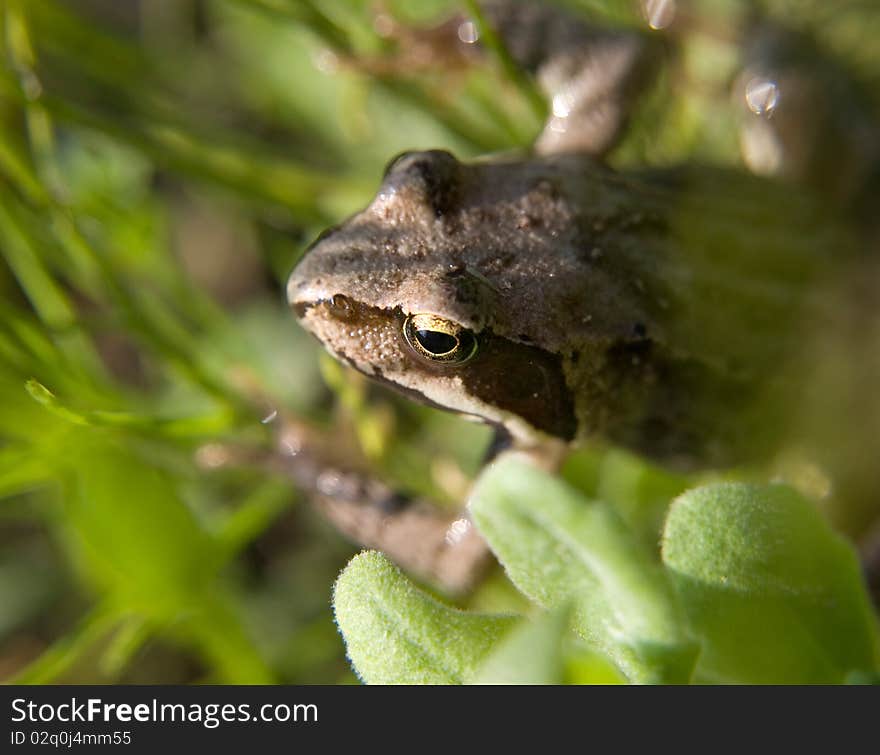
left=293, top=296, right=577, bottom=442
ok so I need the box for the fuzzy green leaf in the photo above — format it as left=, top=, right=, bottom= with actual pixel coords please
left=333, top=551, right=518, bottom=684
left=471, top=606, right=569, bottom=685
left=662, top=483, right=880, bottom=683
left=470, top=456, right=697, bottom=684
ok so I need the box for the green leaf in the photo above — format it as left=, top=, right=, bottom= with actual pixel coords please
left=470, top=456, right=697, bottom=684
left=333, top=551, right=518, bottom=684
left=662, top=483, right=880, bottom=683
left=51, top=428, right=273, bottom=683
left=471, top=606, right=569, bottom=685
left=59, top=433, right=217, bottom=609
left=565, top=641, right=627, bottom=685
left=462, top=0, right=547, bottom=126
left=0, top=444, right=52, bottom=500
left=11, top=605, right=120, bottom=685
left=25, top=378, right=235, bottom=438
left=593, top=449, right=690, bottom=546
left=845, top=670, right=880, bottom=685
left=561, top=447, right=690, bottom=547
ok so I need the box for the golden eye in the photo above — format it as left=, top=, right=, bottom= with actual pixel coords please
left=403, top=313, right=478, bottom=364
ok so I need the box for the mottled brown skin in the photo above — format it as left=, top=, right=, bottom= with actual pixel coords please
left=289, top=150, right=640, bottom=448
left=288, top=149, right=846, bottom=467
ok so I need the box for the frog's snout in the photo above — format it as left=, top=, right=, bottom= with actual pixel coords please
left=285, top=260, right=312, bottom=316
left=286, top=231, right=336, bottom=317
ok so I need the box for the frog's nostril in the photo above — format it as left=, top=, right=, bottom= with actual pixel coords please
left=327, top=294, right=356, bottom=320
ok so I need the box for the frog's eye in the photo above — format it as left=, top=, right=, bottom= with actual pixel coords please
left=403, top=313, right=478, bottom=365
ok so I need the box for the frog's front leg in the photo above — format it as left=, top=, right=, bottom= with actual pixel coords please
left=284, top=427, right=566, bottom=594
left=202, top=417, right=493, bottom=594
left=358, top=1, right=664, bottom=157
left=233, top=420, right=566, bottom=595
left=480, top=0, right=665, bottom=156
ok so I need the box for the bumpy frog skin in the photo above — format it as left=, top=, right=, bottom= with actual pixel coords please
left=288, top=151, right=624, bottom=447
left=289, top=145, right=850, bottom=468
left=290, top=148, right=677, bottom=442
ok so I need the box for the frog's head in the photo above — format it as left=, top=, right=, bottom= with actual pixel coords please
left=287, top=149, right=615, bottom=445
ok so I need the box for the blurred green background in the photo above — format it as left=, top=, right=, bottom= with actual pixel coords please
left=1, top=0, right=879, bottom=684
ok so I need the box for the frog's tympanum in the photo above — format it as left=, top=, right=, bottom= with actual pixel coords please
left=285, top=1, right=878, bottom=591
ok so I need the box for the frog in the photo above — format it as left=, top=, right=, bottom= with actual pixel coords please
left=283, top=0, right=880, bottom=593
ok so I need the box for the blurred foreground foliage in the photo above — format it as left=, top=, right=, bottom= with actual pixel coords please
left=336, top=468, right=879, bottom=684
left=0, top=0, right=879, bottom=683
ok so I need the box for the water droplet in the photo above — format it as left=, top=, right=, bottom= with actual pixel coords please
left=457, top=20, right=479, bottom=45
left=642, top=0, right=676, bottom=30
left=313, top=48, right=339, bottom=74
left=745, top=77, right=779, bottom=116
left=444, top=518, right=471, bottom=546
left=552, top=91, right=575, bottom=119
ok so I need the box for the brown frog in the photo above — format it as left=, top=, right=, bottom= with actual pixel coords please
left=284, top=1, right=879, bottom=592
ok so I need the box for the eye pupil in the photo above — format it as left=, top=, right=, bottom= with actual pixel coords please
left=403, top=314, right=478, bottom=364
left=415, top=329, right=457, bottom=355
